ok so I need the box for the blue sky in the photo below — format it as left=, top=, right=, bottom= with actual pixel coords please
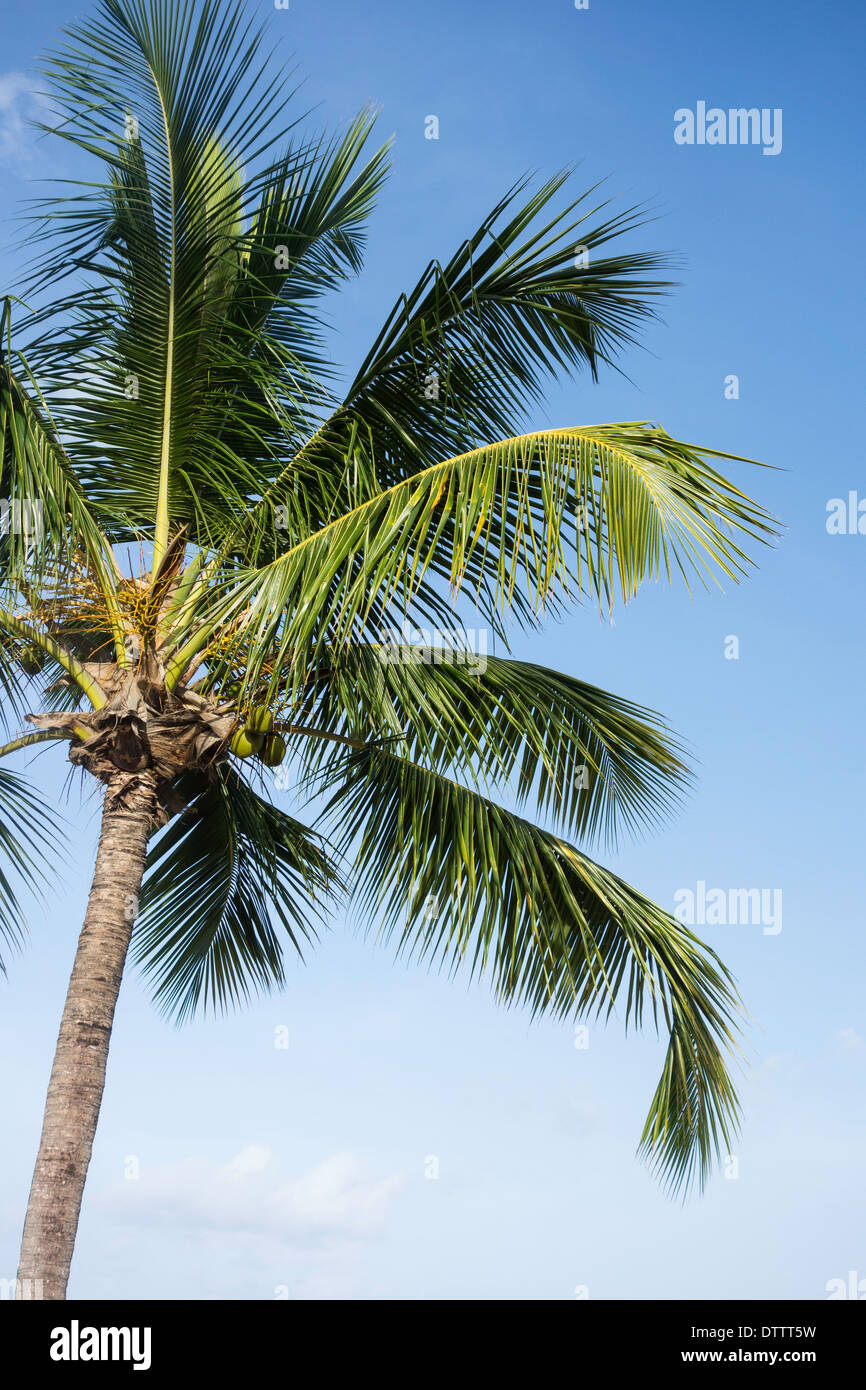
left=1, top=0, right=864, bottom=1300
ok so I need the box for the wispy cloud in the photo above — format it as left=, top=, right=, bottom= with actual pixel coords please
left=98, top=1144, right=407, bottom=1244
left=0, top=72, right=44, bottom=166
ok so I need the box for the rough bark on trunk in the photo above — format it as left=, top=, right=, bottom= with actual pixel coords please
left=16, top=770, right=156, bottom=1301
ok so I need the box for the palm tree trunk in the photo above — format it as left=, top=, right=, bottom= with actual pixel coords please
left=16, top=770, right=156, bottom=1301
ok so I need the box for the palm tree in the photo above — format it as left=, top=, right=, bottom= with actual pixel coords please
left=1, top=0, right=774, bottom=1301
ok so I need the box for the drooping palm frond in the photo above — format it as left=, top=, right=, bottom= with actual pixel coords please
left=176, top=422, right=775, bottom=705
left=320, top=744, right=741, bottom=1193
left=1, top=299, right=129, bottom=700
left=284, top=644, right=690, bottom=848
left=133, top=765, right=342, bottom=1021
left=0, top=765, right=65, bottom=971
left=1, top=303, right=120, bottom=595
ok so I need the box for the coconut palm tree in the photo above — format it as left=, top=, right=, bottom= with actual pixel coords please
left=1, top=0, right=774, bottom=1301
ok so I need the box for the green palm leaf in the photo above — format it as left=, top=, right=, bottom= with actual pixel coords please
left=228, top=174, right=675, bottom=563
left=179, top=422, right=775, bottom=703
left=287, top=645, right=690, bottom=847
left=0, top=765, right=65, bottom=970
left=1, top=304, right=118, bottom=584
left=134, top=765, right=342, bottom=1021
left=321, top=744, right=741, bottom=1194
left=20, top=3, right=390, bottom=551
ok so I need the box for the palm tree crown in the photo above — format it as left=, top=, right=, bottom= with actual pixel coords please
left=2, top=0, right=776, bottom=1297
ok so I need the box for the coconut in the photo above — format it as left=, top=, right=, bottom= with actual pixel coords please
left=258, top=733, right=287, bottom=767
left=246, top=706, right=274, bottom=735
left=230, top=728, right=263, bottom=758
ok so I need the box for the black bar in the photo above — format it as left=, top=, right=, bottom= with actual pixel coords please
left=4, top=1298, right=864, bottom=1375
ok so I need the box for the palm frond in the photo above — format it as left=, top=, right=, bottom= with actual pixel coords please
left=287, top=645, right=690, bottom=847
left=17, top=1, right=389, bottom=548
left=228, top=174, right=675, bottom=562
left=0, top=765, right=65, bottom=971
left=1, top=302, right=119, bottom=599
left=320, top=744, right=741, bottom=1194
left=134, top=765, right=342, bottom=1021
left=183, top=422, right=775, bottom=704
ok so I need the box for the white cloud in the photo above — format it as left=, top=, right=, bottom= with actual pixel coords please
left=834, top=1028, right=863, bottom=1052
left=759, top=1052, right=794, bottom=1072
left=222, top=1143, right=272, bottom=1179
left=97, top=1145, right=407, bottom=1246
left=0, top=72, right=42, bottom=166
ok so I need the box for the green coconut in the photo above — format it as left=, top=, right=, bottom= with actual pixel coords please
left=230, top=728, right=263, bottom=758
left=258, top=733, right=287, bottom=767
left=246, top=706, right=274, bottom=735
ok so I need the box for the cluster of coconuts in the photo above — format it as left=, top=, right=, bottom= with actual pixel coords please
left=229, top=707, right=287, bottom=766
